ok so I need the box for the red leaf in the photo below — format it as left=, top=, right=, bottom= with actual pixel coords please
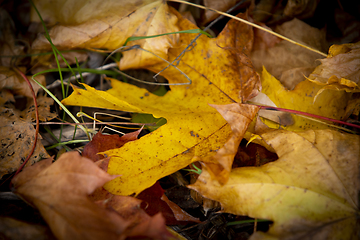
left=83, top=129, right=141, bottom=162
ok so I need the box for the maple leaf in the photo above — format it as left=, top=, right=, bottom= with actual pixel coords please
left=62, top=11, right=261, bottom=195
left=189, top=129, right=360, bottom=239
left=11, top=151, right=174, bottom=240
left=31, top=0, right=179, bottom=69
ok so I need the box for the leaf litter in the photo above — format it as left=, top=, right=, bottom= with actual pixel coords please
left=1, top=0, right=360, bottom=239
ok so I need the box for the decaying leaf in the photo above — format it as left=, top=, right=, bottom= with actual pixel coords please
left=12, top=151, right=173, bottom=240
left=190, top=129, right=360, bottom=239
left=0, top=9, right=25, bottom=67
left=308, top=41, right=360, bottom=95
left=137, top=181, right=200, bottom=225
left=0, top=107, right=49, bottom=179
left=252, top=0, right=320, bottom=23
left=0, top=67, right=46, bottom=98
left=251, top=19, right=327, bottom=90
left=203, top=103, right=259, bottom=184
left=97, top=195, right=173, bottom=240
left=12, top=152, right=125, bottom=240
left=62, top=11, right=260, bottom=195
left=202, top=0, right=242, bottom=24
left=31, top=0, right=179, bottom=69
left=82, top=129, right=141, bottom=162
left=20, top=95, right=57, bottom=122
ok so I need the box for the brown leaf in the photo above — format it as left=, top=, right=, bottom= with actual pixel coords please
left=20, top=95, right=57, bottom=122
left=251, top=19, right=328, bottom=90
left=160, top=194, right=201, bottom=223
left=0, top=107, right=49, bottom=179
left=0, top=67, right=46, bottom=98
left=0, top=217, right=56, bottom=240
left=308, top=41, right=360, bottom=87
left=137, top=181, right=200, bottom=225
left=204, top=103, right=259, bottom=184
left=251, top=0, right=320, bottom=23
left=12, top=151, right=129, bottom=240
left=82, top=129, right=141, bottom=162
left=99, top=195, right=173, bottom=240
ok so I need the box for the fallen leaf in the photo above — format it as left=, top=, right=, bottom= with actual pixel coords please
left=97, top=195, right=173, bottom=240
left=20, top=95, right=57, bottom=122
left=203, top=103, right=259, bottom=184
left=202, top=0, right=242, bottom=24
left=62, top=11, right=260, bottom=195
left=31, top=0, right=179, bottom=69
left=0, top=217, right=55, bottom=240
left=0, top=67, right=46, bottom=98
left=251, top=0, right=320, bottom=23
left=308, top=41, right=360, bottom=95
left=0, top=107, right=49, bottom=179
left=12, top=152, right=129, bottom=240
left=252, top=22, right=281, bottom=52
left=190, top=129, right=360, bottom=239
left=251, top=19, right=327, bottom=90
left=0, top=89, right=14, bottom=106
left=82, top=129, right=141, bottom=162
left=0, top=9, right=25, bottom=67
left=137, top=181, right=200, bottom=225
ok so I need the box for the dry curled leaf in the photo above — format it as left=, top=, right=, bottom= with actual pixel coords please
left=308, top=41, right=360, bottom=95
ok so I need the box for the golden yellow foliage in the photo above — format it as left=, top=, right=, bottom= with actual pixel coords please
left=62, top=11, right=260, bottom=195
left=190, top=129, right=360, bottom=239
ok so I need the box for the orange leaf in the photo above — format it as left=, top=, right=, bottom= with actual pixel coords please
left=82, top=129, right=141, bottom=162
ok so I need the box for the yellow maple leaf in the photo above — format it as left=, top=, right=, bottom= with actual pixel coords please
left=189, top=129, right=360, bottom=239
left=62, top=11, right=261, bottom=195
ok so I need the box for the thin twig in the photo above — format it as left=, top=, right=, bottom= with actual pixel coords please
left=46, top=63, right=118, bottom=89
left=36, top=122, right=156, bottom=126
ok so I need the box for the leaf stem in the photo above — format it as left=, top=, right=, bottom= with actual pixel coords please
left=250, top=104, right=360, bottom=130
